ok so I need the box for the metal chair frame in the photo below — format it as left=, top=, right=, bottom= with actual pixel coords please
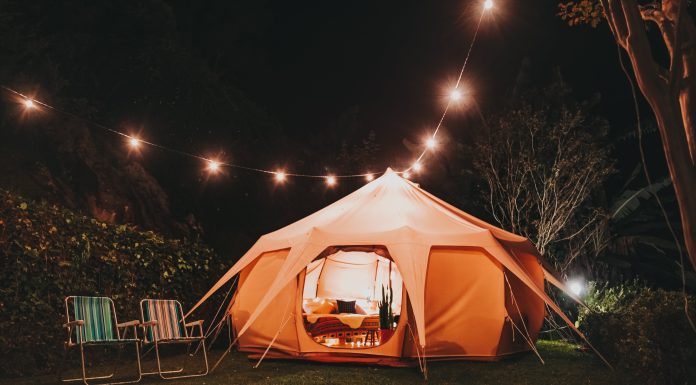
left=61, top=296, right=142, bottom=385
left=138, top=299, right=208, bottom=380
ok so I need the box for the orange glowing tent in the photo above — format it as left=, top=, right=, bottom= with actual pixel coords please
left=188, top=168, right=602, bottom=369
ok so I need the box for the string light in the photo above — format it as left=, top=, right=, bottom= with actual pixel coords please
left=401, top=2, right=487, bottom=174
left=207, top=159, right=221, bottom=173
left=274, top=171, right=287, bottom=183
left=0, top=0, right=492, bottom=186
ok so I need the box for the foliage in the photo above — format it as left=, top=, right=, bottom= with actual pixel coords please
left=578, top=283, right=696, bottom=384
left=471, top=71, right=614, bottom=274
left=0, top=189, right=223, bottom=376
left=558, top=0, right=603, bottom=27
left=377, top=285, right=394, bottom=330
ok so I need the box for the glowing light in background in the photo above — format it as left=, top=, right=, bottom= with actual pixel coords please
left=484, top=0, right=493, bottom=10
left=412, top=162, right=422, bottom=172
left=567, top=278, right=585, bottom=296
left=326, top=175, right=337, bottom=186
left=450, top=88, right=462, bottom=101
left=24, top=99, right=35, bottom=109
left=402, top=171, right=411, bottom=179
left=365, top=173, right=374, bottom=182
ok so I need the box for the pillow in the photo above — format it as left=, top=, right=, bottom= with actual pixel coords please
left=336, top=299, right=356, bottom=314
left=312, top=299, right=336, bottom=315
left=355, top=304, right=367, bottom=315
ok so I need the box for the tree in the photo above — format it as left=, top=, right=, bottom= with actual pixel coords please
left=472, top=74, right=614, bottom=274
left=558, top=0, right=696, bottom=270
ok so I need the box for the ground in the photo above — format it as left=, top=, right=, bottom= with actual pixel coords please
left=1, top=341, right=626, bottom=385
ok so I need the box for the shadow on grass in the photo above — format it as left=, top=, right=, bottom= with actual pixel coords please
left=0, top=340, right=626, bottom=385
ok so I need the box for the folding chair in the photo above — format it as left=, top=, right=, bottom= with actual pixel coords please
left=139, top=299, right=208, bottom=379
left=61, top=296, right=142, bottom=385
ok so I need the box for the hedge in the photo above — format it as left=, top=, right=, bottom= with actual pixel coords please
left=0, top=189, right=225, bottom=376
left=579, top=283, right=696, bottom=384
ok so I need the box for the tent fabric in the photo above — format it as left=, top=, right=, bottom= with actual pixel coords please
left=190, top=168, right=594, bottom=362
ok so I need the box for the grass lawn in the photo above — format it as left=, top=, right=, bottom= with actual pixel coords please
left=0, top=340, right=626, bottom=385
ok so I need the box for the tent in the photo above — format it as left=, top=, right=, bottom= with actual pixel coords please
left=189, top=168, right=599, bottom=368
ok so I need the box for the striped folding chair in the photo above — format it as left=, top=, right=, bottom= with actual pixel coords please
left=139, top=299, right=208, bottom=379
left=62, top=296, right=142, bottom=385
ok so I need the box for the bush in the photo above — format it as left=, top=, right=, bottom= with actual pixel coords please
left=579, top=282, right=696, bottom=384
left=0, top=190, right=225, bottom=376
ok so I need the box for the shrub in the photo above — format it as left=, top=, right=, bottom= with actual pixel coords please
left=579, top=283, right=696, bottom=384
left=0, top=189, right=224, bottom=376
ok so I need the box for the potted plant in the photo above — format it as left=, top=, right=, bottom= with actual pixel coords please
left=378, top=284, right=394, bottom=342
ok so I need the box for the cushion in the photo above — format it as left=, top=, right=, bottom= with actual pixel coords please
left=308, top=299, right=336, bottom=315
left=355, top=304, right=367, bottom=315
left=336, top=299, right=356, bottom=314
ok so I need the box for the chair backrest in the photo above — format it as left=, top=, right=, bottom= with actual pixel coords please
left=67, top=296, right=117, bottom=343
left=141, top=299, right=186, bottom=342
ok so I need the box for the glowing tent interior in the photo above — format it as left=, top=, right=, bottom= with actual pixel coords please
left=188, top=168, right=601, bottom=368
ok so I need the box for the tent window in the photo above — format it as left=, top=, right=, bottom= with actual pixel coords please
left=301, top=250, right=403, bottom=349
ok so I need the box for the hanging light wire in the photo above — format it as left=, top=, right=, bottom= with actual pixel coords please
left=0, top=1, right=492, bottom=181
left=403, top=4, right=488, bottom=174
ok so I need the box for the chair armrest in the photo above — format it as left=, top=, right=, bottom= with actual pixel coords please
left=139, top=320, right=158, bottom=327
left=184, top=320, right=204, bottom=327
left=63, top=320, right=84, bottom=328
left=117, top=320, right=140, bottom=328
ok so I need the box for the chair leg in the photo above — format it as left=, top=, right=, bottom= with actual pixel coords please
left=60, top=344, right=114, bottom=384
left=61, top=342, right=141, bottom=385
left=154, top=340, right=209, bottom=380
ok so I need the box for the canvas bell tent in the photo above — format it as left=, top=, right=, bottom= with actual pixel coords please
left=188, top=168, right=599, bottom=367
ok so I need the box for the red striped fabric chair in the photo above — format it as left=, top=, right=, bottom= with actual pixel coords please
left=61, top=296, right=142, bottom=384
left=139, top=299, right=208, bottom=379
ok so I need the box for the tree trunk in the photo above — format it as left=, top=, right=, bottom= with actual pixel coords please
left=601, top=0, right=696, bottom=270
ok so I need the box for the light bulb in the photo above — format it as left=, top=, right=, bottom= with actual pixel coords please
left=128, top=136, right=141, bottom=148
left=207, top=160, right=221, bottom=173
left=274, top=171, right=286, bottom=183
left=326, top=175, right=337, bottom=186
left=24, top=99, right=35, bottom=109
left=426, top=137, right=437, bottom=149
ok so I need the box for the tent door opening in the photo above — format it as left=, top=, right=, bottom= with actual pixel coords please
left=301, top=249, right=403, bottom=349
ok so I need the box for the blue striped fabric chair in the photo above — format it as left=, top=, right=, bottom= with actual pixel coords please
left=139, top=299, right=208, bottom=379
left=62, top=296, right=142, bottom=384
